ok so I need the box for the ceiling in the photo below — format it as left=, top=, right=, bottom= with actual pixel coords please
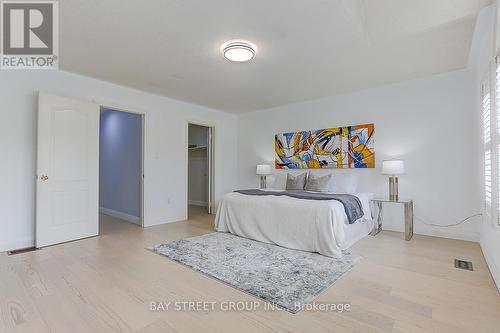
left=60, top=0, right=492, bottom=113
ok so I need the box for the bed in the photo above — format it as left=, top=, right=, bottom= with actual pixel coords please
left=214, top=189, right=374, bottom=258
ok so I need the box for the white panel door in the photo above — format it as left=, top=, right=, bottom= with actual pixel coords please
left=36, top=93, right=99, bottom=248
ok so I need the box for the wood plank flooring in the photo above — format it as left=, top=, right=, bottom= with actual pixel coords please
left=0, top=205, right=499, bottom=333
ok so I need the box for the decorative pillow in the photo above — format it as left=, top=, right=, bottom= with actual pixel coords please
left=328, top=173, right=359, bottom=194
left=286, top=173, right=307, bottom=191
left=305, top=173, right=333, bottom=192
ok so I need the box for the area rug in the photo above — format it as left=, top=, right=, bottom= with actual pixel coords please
left=148, top=232, right=362, bottom=313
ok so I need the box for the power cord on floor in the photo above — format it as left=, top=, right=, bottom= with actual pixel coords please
left=415, top=213, right=482, bottom=227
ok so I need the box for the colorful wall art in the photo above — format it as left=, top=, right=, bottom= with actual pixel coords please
left=275, top=123, right=375, bottom=169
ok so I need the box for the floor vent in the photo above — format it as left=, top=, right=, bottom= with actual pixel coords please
left=7, top=247, right=37, bottom=256
left=454, top=259, right=473, bottom=271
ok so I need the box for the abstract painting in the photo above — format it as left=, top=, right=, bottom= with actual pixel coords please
left=275, top=123, right=375, bottom=169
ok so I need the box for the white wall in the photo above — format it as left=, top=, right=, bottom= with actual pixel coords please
left=188, top=124, right=208, bottom=206
left=237, top=68, right=481, bottom=242
left=0, top=70, right=238, bottom=252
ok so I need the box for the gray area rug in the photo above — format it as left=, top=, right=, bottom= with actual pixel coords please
left=148, top=232, right=362, bottom=313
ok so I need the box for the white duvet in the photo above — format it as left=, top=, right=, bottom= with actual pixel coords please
left=215, top=190, right=374, bottom=258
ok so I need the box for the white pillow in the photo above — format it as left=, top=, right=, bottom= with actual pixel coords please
left=270, top=173, right=287, bottom=190
left=329, top=173, right=359, bottom=194
left=354, top=192, right=374, bottom=218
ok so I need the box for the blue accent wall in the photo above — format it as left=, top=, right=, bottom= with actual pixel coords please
left=99, top=108, right=142, bottom=218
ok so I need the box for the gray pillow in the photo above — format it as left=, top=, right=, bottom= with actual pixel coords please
left=305, top=173, right=333, bottom=192
left=286, top=173, right=307, bottom=190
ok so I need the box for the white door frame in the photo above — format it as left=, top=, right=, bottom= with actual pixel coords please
left=185, top=119, right=216, bottom=217
left=98, top=102, right=146, bottom=228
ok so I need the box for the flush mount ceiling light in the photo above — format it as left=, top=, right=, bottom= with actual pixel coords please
left=221, top=40, right=256, bottom=63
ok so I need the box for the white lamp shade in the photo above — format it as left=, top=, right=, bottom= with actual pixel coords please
left=381, top=160, right=405, bottom=175
left=256, top=164, right=272, bottom=175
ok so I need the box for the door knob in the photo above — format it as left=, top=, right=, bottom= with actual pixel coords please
left=40, top=175, right=49, bottom=181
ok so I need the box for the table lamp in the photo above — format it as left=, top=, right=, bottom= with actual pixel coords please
left=382, top=160, right=405, bottom=201
left=256, top=164, right=272, bottom=189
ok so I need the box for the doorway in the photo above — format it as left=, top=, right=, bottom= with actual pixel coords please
left=99, top=107, right=144, bottom=229
left=35, top=94, right=146, bottom=248
left=187, top=122, right=215, bottom=219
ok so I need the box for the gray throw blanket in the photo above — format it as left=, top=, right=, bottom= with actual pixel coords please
left=234, top=189, right=364, bottom=224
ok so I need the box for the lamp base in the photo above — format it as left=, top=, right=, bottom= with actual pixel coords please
left=259, top=175, right=267, bottom=189
left=389, top=176, right=399, bottom=201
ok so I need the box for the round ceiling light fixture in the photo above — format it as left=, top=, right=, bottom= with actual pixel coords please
left=221, top=40, right=256, bottom=63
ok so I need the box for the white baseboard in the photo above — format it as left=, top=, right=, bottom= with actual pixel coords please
left=146, top=216, right=192, bottom=227
left=414, top=228, right=480, bottom=242
left=383, top=225, right=479, bottom=242
left=188, top=200, right=207, bottom=207
left=0, top=236, right=35, bottom=253
left=99, top=207, right=141, bottom=225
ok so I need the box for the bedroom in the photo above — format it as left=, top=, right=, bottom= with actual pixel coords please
left=0, top=0, right=499, bottom=332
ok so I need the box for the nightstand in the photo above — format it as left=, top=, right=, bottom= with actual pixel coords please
left=370, top=198, right=414, bottom=241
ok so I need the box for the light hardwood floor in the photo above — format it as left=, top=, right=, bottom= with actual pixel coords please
left=1, top=206, right=499, bottom=333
